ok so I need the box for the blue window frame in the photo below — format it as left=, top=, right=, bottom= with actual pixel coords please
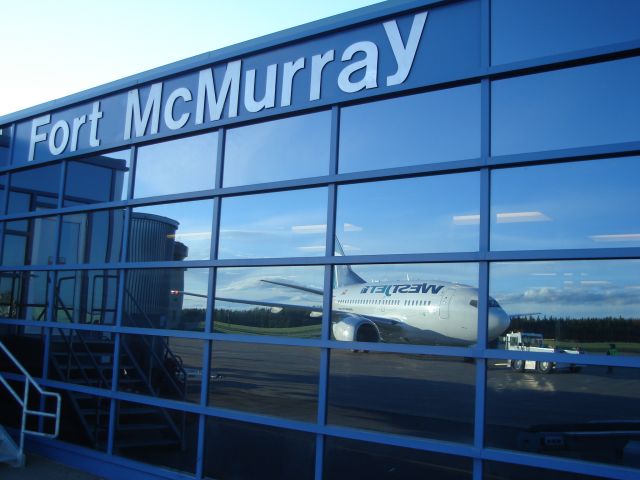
left=0, top=2, right=639, bottom=480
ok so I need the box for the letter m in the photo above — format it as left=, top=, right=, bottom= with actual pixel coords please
left=124, top=83, right=162, bottom=140
left=195, top=60, right=241, bottom=124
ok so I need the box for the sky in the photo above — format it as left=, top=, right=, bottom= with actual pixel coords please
left=0, top=0, right=384, bottom=117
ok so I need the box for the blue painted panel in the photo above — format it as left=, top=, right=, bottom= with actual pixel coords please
left=11, top=0, right=480, bottom=165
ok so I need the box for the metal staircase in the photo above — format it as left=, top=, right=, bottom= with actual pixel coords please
left=50, top=289, right=187, bottom=451
left=0, top=340, right=61, bottom=467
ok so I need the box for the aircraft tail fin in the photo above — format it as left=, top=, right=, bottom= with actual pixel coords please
left=334, top=238, right=366, bottom=287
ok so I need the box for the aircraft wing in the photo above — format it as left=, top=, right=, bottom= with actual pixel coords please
left=215, top=296, right=322, bottom=314
left=260, top=279, right=323, bottom=295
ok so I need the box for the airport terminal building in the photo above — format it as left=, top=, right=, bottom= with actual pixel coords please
left=1, top=0, right=640, bottom=478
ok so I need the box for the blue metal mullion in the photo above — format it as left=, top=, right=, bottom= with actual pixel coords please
left=315, top=105, right=339, bottom=480
left=475, top=0, right=491, bottom=470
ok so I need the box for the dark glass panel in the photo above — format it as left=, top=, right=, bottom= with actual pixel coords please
left=123, top=268, right=209, bottom=331
left=130, top=200, right=213, bottom=262
left=134, top=132, right=217, bottom=198
left=328, top=351, right=475, bottom=443
left=486, top=365, right=640, bottom=467
left=0, top=175, right=6, bottom=214
left=8, top=163, right=61, bottom=213
left=53, top=270, right=119, bottom=325
left=336, top=173, right=479, bottom=255
left=339, top=85, right=480, bottom=173
left=214, top=266, right=324, bottom=338
left=492, top=58, right=640, bottom=155
left=204, top=417, right=315, bottom=480
left=218, top=188, right=327, bottom=259
left=0, top=125, right=10, bottom=167
left=491, top=260, right=640, bottom=356
left=2, top=216, right=57, bottom=266
left=118, top=334, right=203, bottom=404
left=54, top=388, right=110, bottom=451
left=0, top=324, right=45, bottom=376
left=492, top=0, right=640, bottom=65
left=64, top=151, right=130, bottom=207
left=485, top=461, right=606, bottom=480
left=60, top=209, right=124, bottom=264
left=323, top=437, right=472, bottom=480
left=48, top=328, right=115, bottom=391
left=115, top=400, right=199, bottom=473
left=330, top=263, right=484, bottom=347
left=209, top=341, right=319, bottom=422
left=491, top=157, right=640, bottom=251
left=0, top=271, right=51, bottom=321
left=223, top=112, right=330, bottom=187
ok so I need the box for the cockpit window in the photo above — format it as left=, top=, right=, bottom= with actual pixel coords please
left=469, top=298, right=500, bottom=308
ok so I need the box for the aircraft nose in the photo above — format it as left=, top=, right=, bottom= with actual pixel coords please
left=488, top=308, right=510, bottom=340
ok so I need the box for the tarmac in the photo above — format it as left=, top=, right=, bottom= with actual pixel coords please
left=0, top=453, right=103, bottom=480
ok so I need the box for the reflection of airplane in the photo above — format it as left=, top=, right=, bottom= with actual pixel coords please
left=216, top=242, right=511, bottom=346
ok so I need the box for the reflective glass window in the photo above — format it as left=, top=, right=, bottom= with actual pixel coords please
left=485, top=461, right=604, bottom=480
left=223, top=112, right=330, bottom=187
left=129, top=199, right=213, bottom=262
left=115, top=400, right=198, bottom=473
left=339, top=85, right=480, bottom=173
left=492, top=57, right=640, bottom=156
left=214, top=266, right=324, bottom=338
left=124, top=268, right=209, bottom=331
left=134, top=132, right=217, bottom=198
left=490, top=260, right=640, bottom=355
left=53, top=388, right=110, bottom=451
left=209, top=341, right=319, bottom=422
left=328, top=351, right=475, bottom=442
left=64, top=150, right=130, bottom=205
left=54, top=270, right=119, bottom=325
left=218, top=188, right=327, bottom=259
left=60, top=209, right=124, bottom=264
left=486, top=366, right=640, bottom=467
left=8, top=163, right=61, bottom=213
left=492, top=0, right=640, bottom=65
left=336, top=174, right=479, bottom=255
left=0, top=271, right=50, bottom=321
left=0, top=126, right=10, bottom=167
left=2, top=216, right=58, bottom=266
left=491, top=157, right=640, bottom=251
left=48, top=328, right=115, bottom=391
left=0, top=325, right=45, bottom=376
left=118, top=334, right=204, bottom=404
left=330, top=263, right=480, bottom=347
left=204, top=418, right=315, bottom=480
left=0, top=175, right=6, bottom=214
left=323, top=437, right=472, bottom=480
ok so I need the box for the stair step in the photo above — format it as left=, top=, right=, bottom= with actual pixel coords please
left=114, top=436, right=179, bottom=448
left=116, top=423, right=172, bottom=432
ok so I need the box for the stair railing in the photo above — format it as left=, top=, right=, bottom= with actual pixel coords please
left=0, top=339, right=61, bottom=462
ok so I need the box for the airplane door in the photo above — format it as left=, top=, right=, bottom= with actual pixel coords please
left=439, top=289, right=453, bottom=319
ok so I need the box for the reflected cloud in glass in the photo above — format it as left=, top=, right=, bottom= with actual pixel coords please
left=134, top=132, right=217, bottom=198
left=491, top=260, right=640, bottom=355
left=214, top=266, right=324, bottom=338
left=130, top=200, right=214, bottom=262
left=336, top=174, right=480, bottom=255
left=218, top=188, right=327, bottom=259
left=491, top=157, right=640, bottom=251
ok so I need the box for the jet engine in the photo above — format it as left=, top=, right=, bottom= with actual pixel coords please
left=332, top=315, right=380, bottom=342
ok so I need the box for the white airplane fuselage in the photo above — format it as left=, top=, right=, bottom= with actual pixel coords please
left=332, top=280, right=510, bottom=346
